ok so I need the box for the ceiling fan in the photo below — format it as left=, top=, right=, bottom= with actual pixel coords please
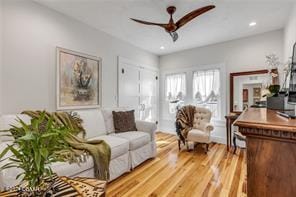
left=130, top=5, right=215, bottom=42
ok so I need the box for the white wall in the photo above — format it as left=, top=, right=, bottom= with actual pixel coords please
left=1, top=0, right=158, bottom=114
left=159, top=30, right=283, bottom=143
left=284, top=4, right=296, bottom=61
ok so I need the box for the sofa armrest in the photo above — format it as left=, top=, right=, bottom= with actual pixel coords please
left=200, top=122, right=214, bottom=133
left=135, top=120, right=157, bottom=141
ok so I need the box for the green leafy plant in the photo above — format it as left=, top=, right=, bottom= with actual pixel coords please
left=0, top=112, right=72, bottom=188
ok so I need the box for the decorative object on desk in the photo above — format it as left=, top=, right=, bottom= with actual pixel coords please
left=266, top=91, right=294, bottom=110
left=288, top=42, right=296, bottom=104
left=268, top=84, right=280, bottom=95
left=277, top=42, right=296, bottom=118
left=57, top=47, right=102, bottom=110
left=0, top=112, right=72, bottom=196
left=264, top=53, right=288, bottom=110
left=265, top=54, right=281, bottom=97
left=280, top=58, right=292, bottom=93
left=266, top=54, right=280, bottom=85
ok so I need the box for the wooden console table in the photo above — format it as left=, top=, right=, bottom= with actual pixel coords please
left=234, top=108, right=296, bottom=197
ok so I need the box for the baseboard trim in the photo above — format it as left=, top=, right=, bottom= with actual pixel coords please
left=158, top=131, right=227, bottom=145
left=211, top=135, right=226, bottom=144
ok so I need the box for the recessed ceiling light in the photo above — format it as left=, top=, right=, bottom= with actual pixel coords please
left=160, top=46, right=165, bottom=50
left=249, top=22, right=257, bottom=27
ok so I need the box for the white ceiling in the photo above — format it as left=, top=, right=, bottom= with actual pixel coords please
left=35, top=0, right=295, bottom=55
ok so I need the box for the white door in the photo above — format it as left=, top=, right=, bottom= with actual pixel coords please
left=140, top=69, right=158, bottom=123
left=118, top=63, right=140, bottom=119
left=118, top=57, right=158, bottom=123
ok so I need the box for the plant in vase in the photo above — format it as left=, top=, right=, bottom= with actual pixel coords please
left=265, top=54, right=281, bottom=97
left=0, top=112, right=72, bottom=195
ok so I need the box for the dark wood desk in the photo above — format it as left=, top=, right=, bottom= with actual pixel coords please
left=234, top=108, right=296, bottom=197
left=225, top=113, right=240, bottom=151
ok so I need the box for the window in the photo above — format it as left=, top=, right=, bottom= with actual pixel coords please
left=166, top=73, right=186, bottom=101
left=165, top=73, right=186, bottom=113
left=193, top=69, right=220, bottom=118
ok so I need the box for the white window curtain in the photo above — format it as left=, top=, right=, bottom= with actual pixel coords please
left=193, top=69, right=220, bottom=118
left=166, top=73, right=186, bottom=114
left=166, top=73, right=186, bottom=101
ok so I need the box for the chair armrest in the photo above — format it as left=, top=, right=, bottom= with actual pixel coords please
left=200, top=122, right=214, bottom=133
left=135, top=120, right=157, bottom=141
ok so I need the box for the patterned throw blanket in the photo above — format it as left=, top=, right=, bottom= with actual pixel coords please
left=176, top=105, right=196, bottom=144
left=21, top=111, right=111, bottom=181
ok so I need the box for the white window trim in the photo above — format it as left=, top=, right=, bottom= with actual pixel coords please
left=160, top=63, right=226, bottom=122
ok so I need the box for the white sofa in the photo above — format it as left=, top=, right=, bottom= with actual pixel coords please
left=0, top=108, right=157, bottom=189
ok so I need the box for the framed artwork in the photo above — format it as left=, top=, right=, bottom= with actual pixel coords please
left=253, top=87, right=261, bottom=98
left=56, top=47, right=102, bottom=110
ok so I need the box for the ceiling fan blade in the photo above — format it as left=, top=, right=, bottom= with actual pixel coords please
left=169, top=31, right=178, bottom=42
left=175, top=5, right=215, bottom=30
left=130, top=18, right=167, bottom=28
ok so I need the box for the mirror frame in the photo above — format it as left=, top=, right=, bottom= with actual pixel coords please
left=230, top=69, right=268, bottom=113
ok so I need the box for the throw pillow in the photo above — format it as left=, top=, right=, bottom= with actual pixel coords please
left=112, top=110, right=137, bottom=133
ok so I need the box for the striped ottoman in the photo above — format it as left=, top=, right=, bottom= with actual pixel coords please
left=0, top=176, right=106, bottom=197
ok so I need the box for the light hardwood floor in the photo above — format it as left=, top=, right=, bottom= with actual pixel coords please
left=107, top=132, right=247, bottom=197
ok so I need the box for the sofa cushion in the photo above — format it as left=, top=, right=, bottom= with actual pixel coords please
left=112, top=131, right=150, bottom=150
left=0, top=114, right=31, bottom=142
left=51, top=157, right=94, bottom=177
left=101, top=108, right=128, bottom=134
left=88, top=135, right=129, bottom=159
left=112, top=110, right=137, bottom=133
left=73, top=109, right=106, bottom=139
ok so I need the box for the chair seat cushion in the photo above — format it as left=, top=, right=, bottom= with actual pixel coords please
left=88, top=135, right=129, bottom=159
left=187, top=129, right=210, bottom=143
left=111, top=131, right=150, bottom=150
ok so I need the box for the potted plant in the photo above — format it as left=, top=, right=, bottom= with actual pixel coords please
left=0, top=112, right=72, bottom=196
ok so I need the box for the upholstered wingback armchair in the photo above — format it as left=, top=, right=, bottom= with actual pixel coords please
left=186, top=107, right=214, bottom=153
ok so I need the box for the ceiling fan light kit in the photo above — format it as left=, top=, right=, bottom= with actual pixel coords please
left=130, top=5, right=215, bottom=42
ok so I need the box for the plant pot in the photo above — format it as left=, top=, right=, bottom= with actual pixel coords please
left=267, top=93, right=294, bottom=110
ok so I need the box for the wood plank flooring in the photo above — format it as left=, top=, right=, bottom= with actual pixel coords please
left=106, top=132, right=247, bottom=197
